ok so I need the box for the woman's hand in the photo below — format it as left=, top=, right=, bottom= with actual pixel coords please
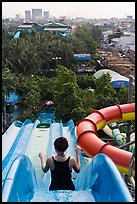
left=75, top=145, right=81, bottom=155
left=39, top=152, right=44, bottom=159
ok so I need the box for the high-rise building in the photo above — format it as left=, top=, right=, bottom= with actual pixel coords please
left=15, top=14, right=20, bottom=21
left=127, top=16, right=133, bottom=20
left=25, top=10, right=31, bottom=20
left=32, top=9, right=42, bottom=19
left=43, top=11, right=49, bottom=19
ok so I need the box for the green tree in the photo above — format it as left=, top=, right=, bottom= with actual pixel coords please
left=116, top=86, right=135, bottom=104
left=52, top=66, right=84, bottom=122
left=3, top=35, right=42, bottom=75
left=79, top=88, right=97, bottom=115
left=94, top=73, right=118, bottom=109
left=22, top=89, right=41, bottom=121
left=77, top=75, right=96, bottom=89
left=2, top=67, right=17, bottom=93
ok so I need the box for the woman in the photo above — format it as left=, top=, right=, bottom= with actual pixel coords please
left=39, top=136, right=81, bottom=190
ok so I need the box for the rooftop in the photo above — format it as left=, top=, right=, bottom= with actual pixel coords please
left=94, top=69, right=129, bottom=88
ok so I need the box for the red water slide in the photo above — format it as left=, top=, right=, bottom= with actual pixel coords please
left=76, top=103, right=135, bottom=176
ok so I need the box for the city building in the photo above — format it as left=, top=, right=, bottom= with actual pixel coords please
left=15, top=14, right=20, bottom=21
left=102, top=30, right=113, bottom=42
left=25, top=10, right=31, bottom=20
left=126, top=45, right=135, bottom=64
left=127, top=16, right=133, bottom=20
left=32, top=9, right=42, bottom=19
left=43, top=22, right=72, bottom=36
left=118, top=18, right=135, bottom=32
left=18, top=22, right=43, bottom=32
left=111, top=34, right=135, bottom=51
left=43, top=11, right=49, bottom=19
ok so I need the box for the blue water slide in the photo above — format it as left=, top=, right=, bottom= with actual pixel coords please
left=2, top=112, right=54, bottom=188
left=2, top=120, right=133, bottom=202
left=13, top=31, right=21, bottom=39
left=2, top=119, right=34, bottom=183
left=2, top=155, right=44, bottom=202
left=74, top=153, right=133, bottom=202
left=2, top=120, right=63, bottom=201
left=2, top=121, right=23, bottom=162
left=2, top=153, right=133, bottom=202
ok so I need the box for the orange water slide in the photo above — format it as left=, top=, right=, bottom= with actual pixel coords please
left=76, top=103, right=135, bottom=176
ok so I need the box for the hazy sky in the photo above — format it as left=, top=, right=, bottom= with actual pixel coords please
left=2, top=2, right=135, bottom=19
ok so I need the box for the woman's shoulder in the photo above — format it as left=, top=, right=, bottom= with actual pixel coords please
left=69, top=156, right=75, bottom=160
left=47, top=156, right=54, bottom=163
left=69, top=156, right=75, bottom=163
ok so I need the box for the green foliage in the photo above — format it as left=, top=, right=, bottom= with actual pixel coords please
left=2, top=67, right=17, bottom=93
left=34, top=76, right=53, bottom=101
left=73, top=24, right=101, bottom=57
left=52, top=66, right=83, bottom=122
left=94, top=73, right=118, bottom=109
left=2, top=23, right=135, bottom=125
left=2, top=31, right=13, bottom=43
left=2, top=24, right=102, bottom=76
left=77, top=75, right=96, bottom=89
left=11, top=74, right=52, bottom=121
left=3, top=36, right=43, bottom=75
left=79, top=88, right=97, bottom=112
left=54, top=82, right=83, bottom=122
left=74, top=24, right=102, bottom=43
left=116, top=85, right=135, bottom=104
left=22, top=89, right=41, bottom=121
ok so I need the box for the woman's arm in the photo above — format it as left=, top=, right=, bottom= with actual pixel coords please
left=72, top=145, right=81, bottom=173
left=39, top=152, right=50, bottom=173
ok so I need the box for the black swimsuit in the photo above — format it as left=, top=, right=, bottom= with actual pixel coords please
left=49, top=156, right=75, bottom=190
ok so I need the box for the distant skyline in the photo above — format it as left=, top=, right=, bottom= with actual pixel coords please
left=2, top=2, right=135, bottom=19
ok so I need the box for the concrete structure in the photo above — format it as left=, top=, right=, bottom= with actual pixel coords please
left=17, top=22, right=43, bottom=32
left=18, top=22, right=38, bottom=29
left=111, top=35, right=135, bottom=51
left=127, top=16, right=133, bottom=20
left=25, top=10, right=31, bottom=20
left=32, top=9, right=42, bottom=19
left=102, top=30, right=113, bottom=42
left=126, top=45, right=135, bottom=64
left=43, top=22, right=72, bottom=36
left=43, top=11, right=49, bottom=19
left=118, top=18, right=135, bottom=32
left=15, top=14, right=20, bottom=21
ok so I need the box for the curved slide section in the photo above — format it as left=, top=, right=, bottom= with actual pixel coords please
left=2, top=119, right=34, bottom=183
left=2, top=119, right=32, bottom=174
left=76, top=103, right=135, bottom=176
left=74, top=153, right=133, bottom=202
left=2, top=121, right=23, bottom=161
left=2, top=152, right=133, bottom=201
left=2, top=155, right=45, bottom=202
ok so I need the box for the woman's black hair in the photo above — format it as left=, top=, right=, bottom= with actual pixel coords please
left=54, top=137, right=69, bottom=152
